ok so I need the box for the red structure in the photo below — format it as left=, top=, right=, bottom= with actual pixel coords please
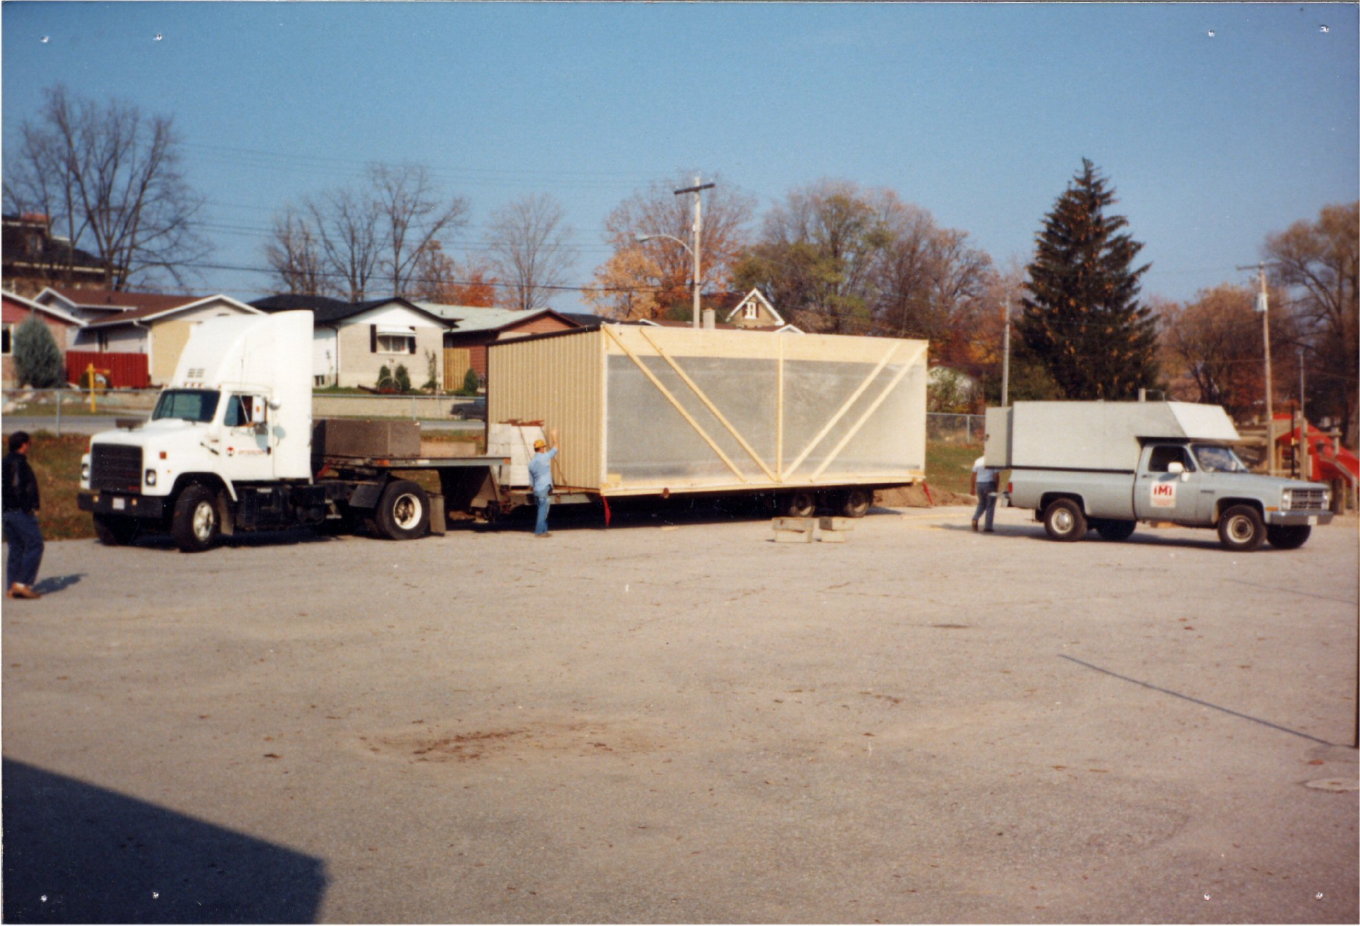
left=1274, top=413, right=1358, bottom=507
left=65, top=350, right=149, bottom=389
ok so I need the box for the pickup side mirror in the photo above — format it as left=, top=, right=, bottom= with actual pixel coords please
left=1167, top=461, right=1185, bottom=474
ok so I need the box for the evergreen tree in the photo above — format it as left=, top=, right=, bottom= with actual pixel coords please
left=1019, top=159, right=1158, bottom=399
left=13, top=315, right=66, bottom=388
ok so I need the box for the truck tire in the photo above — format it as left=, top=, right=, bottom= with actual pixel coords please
left=1094, top=518, right=1136, bottom=541
left=172, top=485, right=221, bottom=553
left=1265, top=524, right=1311, bottom=550
left=1042, top=498, right=1087, bottom=542
left=840, top=488, right=873, bottom=519
left=1217, top=504, right=1265, bottom=552
left=375, top=479, right=429, bottom=540
left=784, top=490, right=817, bottom=518
left=93, top=513, right=141, bottom=546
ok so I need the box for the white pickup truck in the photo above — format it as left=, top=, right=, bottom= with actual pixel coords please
left=984, top=401, right=1333, bottom=551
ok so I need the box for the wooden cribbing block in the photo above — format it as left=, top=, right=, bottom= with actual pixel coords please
left=771, top=517, right=816, bottom=543
left=818, top=516, right=855, bottom=542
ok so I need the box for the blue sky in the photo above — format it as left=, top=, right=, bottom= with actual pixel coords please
left=4, top=2, right=1357, bottom=312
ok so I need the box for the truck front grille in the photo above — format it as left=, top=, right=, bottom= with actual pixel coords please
left=91, top=444, right=142, bottom=492
left=1289, top=488, right=1328, bottom=512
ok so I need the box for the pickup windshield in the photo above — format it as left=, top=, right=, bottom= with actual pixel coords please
left=152, top=389, right=220, bottom=424
left=1192, top=443, right=1250, bottom=473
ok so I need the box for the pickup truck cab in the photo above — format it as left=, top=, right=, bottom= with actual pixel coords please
left=987, top=401, right=1332, bottom=551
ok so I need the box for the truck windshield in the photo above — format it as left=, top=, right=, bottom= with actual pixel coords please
left=1193, top=444, right=1250, bottom=473
left=152, top=389, right=220, bottom=424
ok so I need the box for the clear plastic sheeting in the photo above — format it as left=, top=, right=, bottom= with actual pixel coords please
left=605, top=355, right=923, bottom=488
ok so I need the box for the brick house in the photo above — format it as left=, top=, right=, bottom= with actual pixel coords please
left=2, top=290, right=82, bottom=388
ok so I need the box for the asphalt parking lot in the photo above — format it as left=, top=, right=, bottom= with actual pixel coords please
left=3, top=503, right=1357, bottom=923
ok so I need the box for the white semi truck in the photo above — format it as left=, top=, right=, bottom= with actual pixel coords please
left=79, top=312, right=929, bottom=551
left=985, top=400, right=1333, bottom=551
left=78, top=311, right=506, bottom=551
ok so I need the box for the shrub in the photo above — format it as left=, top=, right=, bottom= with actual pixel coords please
left=461, top=368, right=480, bottom=396
left=394, top=364, right=412, bottom=393
left=13, top=316, right=66, bottom=388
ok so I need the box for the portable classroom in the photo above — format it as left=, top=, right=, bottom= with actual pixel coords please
left=487, top=325, right=927, bottom=498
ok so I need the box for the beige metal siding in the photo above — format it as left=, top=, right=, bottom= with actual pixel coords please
left=487, top=329, right=605, bottom=491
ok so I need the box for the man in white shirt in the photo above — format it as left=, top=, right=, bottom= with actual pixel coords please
left=970, top=455, right=999, bottom=533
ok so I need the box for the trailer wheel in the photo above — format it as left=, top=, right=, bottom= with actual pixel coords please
left=1042, top=498, right=1087, bottom=542
left=93, top=513, right=141, bottom=546
left=375, top=479, right=430, bottom=540
left=840, top=488, right=873, bottom=518
left=1093, top=518, right=1136, bottom=541
left=784, top=490, right=817, bottom=518
left=1265, top=524, right=1311, bottom=550
left=1217, top=505, right=1265, bottom=552
left=172, top=485, right=221, bottom=553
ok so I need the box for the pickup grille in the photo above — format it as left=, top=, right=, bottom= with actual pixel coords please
left=90, top=444, right=142, bottom=492
left=1288, top=488, right=1328, bottom=512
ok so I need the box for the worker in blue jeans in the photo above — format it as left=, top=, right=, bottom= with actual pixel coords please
left=529, top=429, right=559, bottom=537
left=970, top=454, right=998, bottom=533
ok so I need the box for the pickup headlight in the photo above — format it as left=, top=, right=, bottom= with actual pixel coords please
left=1281, top=488, right=1292, bottom=509
left=145, top=469, right=157, bottom=487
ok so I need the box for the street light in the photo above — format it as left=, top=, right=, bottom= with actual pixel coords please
left=635, top=232, right=698, bottom=327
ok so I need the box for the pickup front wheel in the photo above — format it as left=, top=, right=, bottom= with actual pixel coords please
left=1217, top=505, right=1265, bottom=552
left=1042, top=498, right=1087, bottom=542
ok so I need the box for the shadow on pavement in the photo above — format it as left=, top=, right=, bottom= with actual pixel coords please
left=2, top=758, right=327, bottom=923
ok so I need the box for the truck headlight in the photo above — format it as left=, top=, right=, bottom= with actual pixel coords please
left=81, top=460, right=90, bottom=482
left=1281, top=488, right=1292, bottom=509
left=145, top=469, right=157, bottom=487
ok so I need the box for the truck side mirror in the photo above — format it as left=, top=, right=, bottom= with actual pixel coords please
left=1167, top=462, right=1185, bottom=474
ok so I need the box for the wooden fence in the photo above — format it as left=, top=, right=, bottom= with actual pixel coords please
left=66, top=351, right=150, bottom=389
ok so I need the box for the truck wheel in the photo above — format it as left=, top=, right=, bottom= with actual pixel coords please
left=784, top=490, right=817, bottom=518
left=375, top=479, right=429, bottom=540
left=172, top=485, right=221, bottom=553
left=840, top=488, right=873, bottom=519
left=1094, top=518, right=1136, bottom=541
left=1265, top=524, right=1311, bottom=550
left=1042, top=498, right=1087, bottom=542
left=93, top=513, right=141, bottom=546
left=1217, top=505, right=1265, bottom=552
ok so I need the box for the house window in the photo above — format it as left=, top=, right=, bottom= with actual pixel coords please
left=1, top=323, right=12, bottom=355
left=371, top=324, right=416, bottom=354
left=376, top=332, right=415, bottom=353
left=743, top=302, right=759, bottom=320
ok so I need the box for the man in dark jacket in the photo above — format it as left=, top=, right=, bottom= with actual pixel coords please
left=3, top=431, right=44, bottom=599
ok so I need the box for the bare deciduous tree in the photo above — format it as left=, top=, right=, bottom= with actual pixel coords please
left=265, top=163, right=468, bottom=302
left=264, top=208, right=326, bottom=296
left=1265, top=201, right=1359, bottom=446
left=485, top=193, right=577, bottom=312
left=2, top=84, right=208, bottom=291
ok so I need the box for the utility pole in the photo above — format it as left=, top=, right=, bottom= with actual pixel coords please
left=1238, top=262, right=1275, bottom=475
left=675, top=177, right=715, bottom=329
left=1000, top=286, right=1014, bottom=408
left=1298, top=346, right=1310, bottom=480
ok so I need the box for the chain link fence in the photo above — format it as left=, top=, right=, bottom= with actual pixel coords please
left=926, top=412, right=985, bottom=444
